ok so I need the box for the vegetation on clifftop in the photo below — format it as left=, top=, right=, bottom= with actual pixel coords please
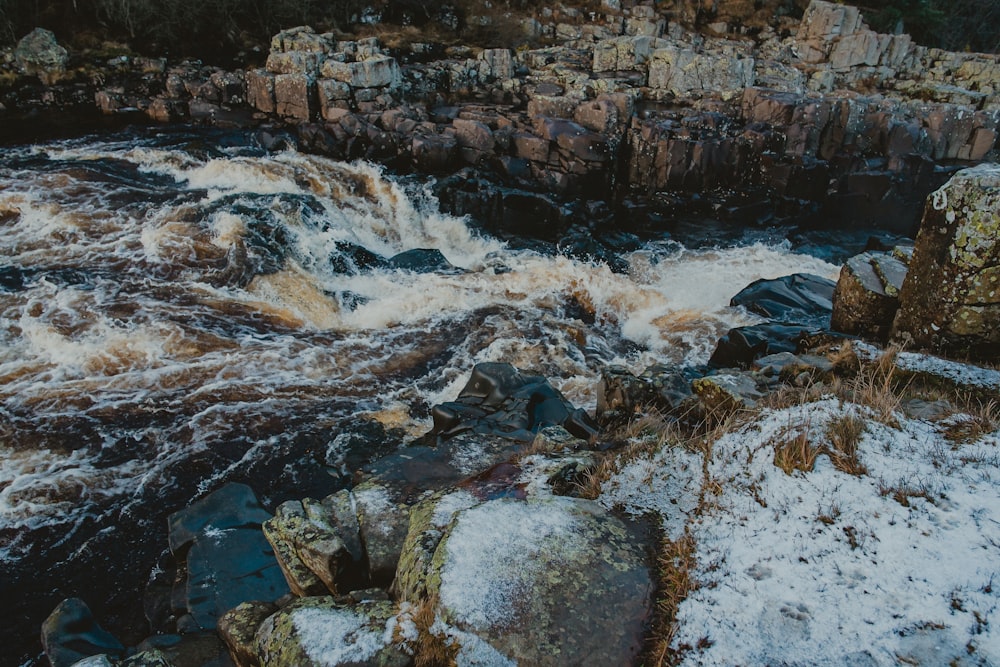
left=0, top=0, right=997, bottom=61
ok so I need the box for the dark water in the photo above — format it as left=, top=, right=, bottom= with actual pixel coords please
left=0, top=127, right=844, bottom=665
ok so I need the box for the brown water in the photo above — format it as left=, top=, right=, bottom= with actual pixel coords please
left=0, top=128, right=839, bottom=664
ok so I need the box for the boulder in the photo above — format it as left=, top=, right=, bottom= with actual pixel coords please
left=265, top=51, right=322, bottom=76
left=411, top=133, right=458, bottom=173
left=270, top=26, right=333, bottom=53
left=731, top=273, right=836, bottom=327
left=14, top=28, right=68, bottom=85
left=831, top=250, right=909, bottom=340
left=536, top=117, right=609, bottom=163
left=479, top=48, right=514, bottom=81
left=452, top=118, right=494, bottom=163
left=352, top=479, right=412, bottom=585
left=410, top=495, right=653, bottom=666
left=41, top=598, right=126, bottom=667
left=135, top=633, right=233, bottom=667
left=709, top=323, right=820, bottom=368
left=254, top=598, right=409, bottom=667
left=167, top=483, right=271, bottom=554
left=320, top=55, right=400, bottom=89
left=388, top=248, right=459, bottom=273
left=592, top=36, right=656, bottom=73
left=891, top=164, right=1000, bottom=359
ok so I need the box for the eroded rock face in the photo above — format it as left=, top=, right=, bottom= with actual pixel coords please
left=891, top=164, right=1000, bottom=359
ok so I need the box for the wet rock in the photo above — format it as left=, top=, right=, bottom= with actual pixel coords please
left=167, top=484, right=289, bottom=630
left=183, top=525, right=290, bottom=630
left=709, top=323, right=820, bottom=368
left=831, top=250, right=910, bottom=340
left=41, top=598, right=126, bottom=667
left=430, top=362, right=598, bottom=443
left=387, top=248, right=458, bottom=273
left=892, top=164, right=1000, bottom=359
left=14, top=28, right=68, bottom=85
left=254, top=598, right=408, bottom=667
left=415, top=495, right=653, bottom=666
left=731, top=273, right=836, bottom=327
left=596, top=365, right=654, bottom=421
left=167, top=483, right=271, bottom=554
left=411, top=133, right=458, bottom=173
left=218, top=602, right=279, bottom=667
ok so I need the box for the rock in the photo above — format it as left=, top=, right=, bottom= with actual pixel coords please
left=135, top=633, right=233, bottom=667
left=648, top=47, right=755, bottom=99
left=274, top=74, right=314, bottom=121
left=320, top=55, right=400, bottom=89
left=41, top=598, right=126, bottom=667
left=709, top=323, right=820, bottom=368
left=254, top=598, right=408, bottom=667
left=592, top=36, right=656, bottom=73
left=167, top=483, right=271, bottom=554
left=270, top=26, right=332, bottom=54
left=452, top=118, right=494, bottom=163
left=246, top=70, right=276, bottom=114
left=479, top=49, right=514, bottom=81
left=416, top=495, right=653, bottom=666
left=352, top=479, right=412, bottom=585
left=168, top=484, right=289, bottom=630
left=265, top=51, right=322, bottom=76
left=183, top=525, right=290, bottom=630
left=536, top=117, right=609, bottom=162
left=218, top=602, right=279, bottom=667
left=596, top=365, right=654, bottom=421
left=891, top=164, right=1000, bottom=359
left=831, top=251, right=909, bottom=340
left=411, top=133, right=458, bottom=173
left=731, top=273, right=836, bottom=327
left=388, top=248, right=458, bottom=273
left=430, top=362, right=598, bottom=443
left=14, top=28, right=68, bottom=85
left=263, top=497, right=361, bottom=596
left=693, top=372, right=765, bottom=413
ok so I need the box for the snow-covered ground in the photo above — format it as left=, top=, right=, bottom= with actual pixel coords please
left=602, top=391, right=1000, bottom=666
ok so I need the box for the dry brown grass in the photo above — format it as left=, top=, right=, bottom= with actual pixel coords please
left=826, top=413, right=868, bottom=475
left=773, top=428, right=821, bottom=475
left=408, top=596, right=457, bottom=667
left=942, top=399, right=1000, bottom=443
left=646, top=532, right=699, bottom=667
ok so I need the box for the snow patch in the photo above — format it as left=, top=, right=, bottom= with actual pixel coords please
left=292, top=606, right=388, bottom=666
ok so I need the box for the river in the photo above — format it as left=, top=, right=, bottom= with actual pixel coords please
left=0, top=126, right=845, bottom=665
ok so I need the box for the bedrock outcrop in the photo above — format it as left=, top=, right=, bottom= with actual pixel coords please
left=4, top=0, right=997, bottom=234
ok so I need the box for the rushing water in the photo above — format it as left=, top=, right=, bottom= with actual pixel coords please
left=0, top=127, right=842, bottom=664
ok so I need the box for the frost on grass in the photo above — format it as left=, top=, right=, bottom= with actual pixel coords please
left=438, top=497, right=578, bottom=630
left=291, top=606, right=390, bottom=667
left=606, top=397, right=1000, bottom=665
left=855, top=342, right=1000, bottom=390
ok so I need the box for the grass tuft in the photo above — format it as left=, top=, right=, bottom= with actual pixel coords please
left=826, top=413, right=868, bottom=475
left=647, top=533, right=699, bottom=666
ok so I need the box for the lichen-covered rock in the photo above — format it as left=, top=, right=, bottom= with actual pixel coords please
left=14, top=28, right=68, bottom=85
left=270, top=26, right=333, bottom=54
left=263, top=497, right=357, bottom=596
left=479, top=49, right=514, bottom=81
left=693, top=372, right=765, bottom=413
left=41, top=598, right=126, bottom=667
left=320, top=55, right=400, bottom=89
left=135, top=633, right=232, bottom=667
left=254, top=598, right=408, bottom=667
left=891, top=164, right=1000, bottom=359
left=219, top=602, right=279, bottom=667
left=592, top=36, right=656, bottom=73
left=831, top=250, right=910, bottom=340
left=246, top=70, right=276, bottom=114
left=648, top=47, right=754, bottom=99
left=352, top=479, right=412, bottom=585
left=421, top=496, right=653, bottom=666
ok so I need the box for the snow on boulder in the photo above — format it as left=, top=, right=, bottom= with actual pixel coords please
left=254, top=597, right=409, bottom=667
left=412, top=495, right=653, bottom=666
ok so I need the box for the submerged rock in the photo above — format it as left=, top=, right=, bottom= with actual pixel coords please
left=891, top=164, right=1000, bottom=359
left=41, top=598, right=126, bottom=667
